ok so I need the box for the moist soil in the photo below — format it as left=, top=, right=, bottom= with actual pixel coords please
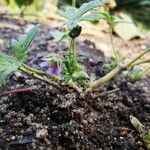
left=0, top=16, right=150, bottom=150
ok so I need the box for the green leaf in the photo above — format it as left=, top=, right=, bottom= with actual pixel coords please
left=79, top=13, right=103, bottom=21
left=130, top=115, right=150, bottom=149
left=58, top=7, right=78, bottom=20
left=129, top=69, right=143, bottom=81
left=76, top=0, right=108, bottom=19
left=63, top=60, right=72, bottom=75
left=12, top=25, right=39, bottom=61
left=100, top=12, right=132, bottom=26
left=0, top=53, right=22, bottom=87
left=51, top=30, right=69, bottom=41
left=59, top=0, right=109, bottom=30
left=44, top=53, right=63, bottom=65
left=72, top=70, right=89, bottom=79
left=64, top=73, right=72, bottom=82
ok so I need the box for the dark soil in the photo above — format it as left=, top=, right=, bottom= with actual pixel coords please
left=0, top=16, right=150, bottom=150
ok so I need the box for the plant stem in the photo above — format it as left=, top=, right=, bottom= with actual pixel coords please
left=126, top=48, right=150, bottom=68
left=88, top=48, right=150, bottom=91
left=68, top=38, right=78, bottom=73
left=72, top=0, right=77, bottom=7
left=88, top=65, right=123, bottom=91
left=23, top=64, right=45, bottom=75
left=129, top=59, right=150, bottom=67
left=109, top=26, right=118, bottom=62
left=23, top=64, right=61, bottom=81
left=19, top=65, right=80, bottom=92
left=19, top=66, right=61, bottom=90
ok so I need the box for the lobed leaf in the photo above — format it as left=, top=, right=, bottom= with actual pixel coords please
left=58, top=7, right=78, bottom=20
left=58, top=0, right=109, bottom=31
left=12, top=25, right=39, bottom=61
left=0, top=53, right=22, bottom=87
left=76, top=0, right=108, bottom=19
left=79, top=13, right=103, bottom=21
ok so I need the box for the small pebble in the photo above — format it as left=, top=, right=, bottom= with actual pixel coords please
left=36, top=129, right=48, bottom=139
left=0, top=128, right=3, bottom=134
left=11, top=136, right=16, bottom=140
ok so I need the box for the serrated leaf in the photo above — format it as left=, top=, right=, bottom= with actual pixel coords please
left=59, top=0, right=109, bottom=31
left=12, top=25, right=39, bottom=61
left=0, top=65, right=18, bottom=86
left=76, top=0, right=108, bottom=19
left=44, top=53, right=63, bottom=65
left=73, top=70, right=89, bottom=79
left=58, top=7, right=78, bottom=20
left=0, top=53, right=22, bottom=87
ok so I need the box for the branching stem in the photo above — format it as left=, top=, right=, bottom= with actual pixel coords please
left=88, top=48, right=150, bottom=91
left=22, top=64, right=61, bottom=81
left=19, top=65, right=81, bottom=92
left=19, top=66, right=61, bottom=90
left=129, top=59, right=150, bottom=67
left=126, top=48, right=150, bottom=68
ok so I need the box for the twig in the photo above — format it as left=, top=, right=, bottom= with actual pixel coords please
left=93, top=88, right=120, bottom=98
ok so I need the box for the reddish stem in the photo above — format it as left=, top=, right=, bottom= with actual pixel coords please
left=0, top=88, right=48, bottom=97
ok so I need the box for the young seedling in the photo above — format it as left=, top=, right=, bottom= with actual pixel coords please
left=130, top=116, right=150, bottom=150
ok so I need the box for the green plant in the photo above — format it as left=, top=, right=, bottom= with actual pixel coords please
left=130, top=116, right=150, bottom=149
left=125, top=67, right=150, bottom=81
left=0, top=0, right=150, bottom=92
left=0, top=25, right=39, bottom=86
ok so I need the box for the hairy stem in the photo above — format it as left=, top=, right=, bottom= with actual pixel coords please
left=23, top=64, right=45, bottom=75
left=22, top=64, right=60, bottom=81
left=19, top=65, right=81, bottom=92
left=19, top=66, right=61, bottom=89
left=68, top=38, right=78, bottom=74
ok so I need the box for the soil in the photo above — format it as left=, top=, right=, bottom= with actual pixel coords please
left=0, top=16, right=150, bottom=150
